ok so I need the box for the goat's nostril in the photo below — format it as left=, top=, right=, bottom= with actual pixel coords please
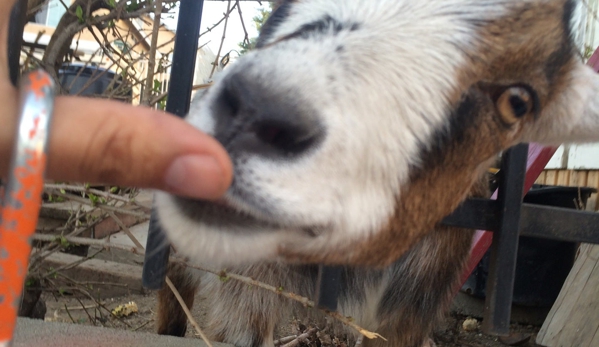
left=220, top=84, right=241, bottom=117
left=256, top=124, right=285, bottom=146
left=254, top=121, right=321, bottom=155
left=211, top=73, right=324, bottom=158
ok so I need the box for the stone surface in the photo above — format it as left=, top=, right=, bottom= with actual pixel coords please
left=462, top=318, right=478, bottom=332
left=13, top=317, right=232, bottom=347
left=94, top=212, right=145, bottom=239
left=107, top=221, right=150, bottom=249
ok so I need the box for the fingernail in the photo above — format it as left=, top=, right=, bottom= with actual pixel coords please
left=164, top=155, right=227, bottom=199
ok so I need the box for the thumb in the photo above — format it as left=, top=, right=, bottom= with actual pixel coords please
left=45, top=96, right=233, bottom=199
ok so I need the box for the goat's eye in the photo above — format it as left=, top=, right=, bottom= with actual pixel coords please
left=495, top=86, right=535, bottom=125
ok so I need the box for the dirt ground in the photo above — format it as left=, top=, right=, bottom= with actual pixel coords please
left=40, top=289, right=542, bottom=347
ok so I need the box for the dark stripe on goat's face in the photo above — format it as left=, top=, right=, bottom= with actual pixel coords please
left=256, top=1, right=295, bottom=48
left=257, top=2, right=360, bottom=48
left=544, top=0, right=576, bottom=83
left=411, top=91, right=481, bottom=176
left=280, top=16, right=361, bottom=41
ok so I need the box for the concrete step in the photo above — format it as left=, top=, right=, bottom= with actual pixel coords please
left=36, top=221, right=151, bottom=298
left=14, top=317, right=232, bottom=347
left=107, top=221, right=150, bottom=248
left=39, top=252, right=145, bottom=298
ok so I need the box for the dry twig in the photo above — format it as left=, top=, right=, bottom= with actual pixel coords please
left=281, top=328, right=317, bottom=347
left=165, top=276, right=214, bottom=347
left=210, top=0, right=234, bottom=79
left=178, top=263, right=385, bottom=340
left=107, top=211, right=145, bottom=249
left=51, top=191, right=149, bottom=218
left=142, top=0, right=164, bottom=106
left=31, top=234, right=145, bottom=255
left=236, top=0, right=251, bottom=48
left=275, top=335, right=299, bottom=346
left=45, top=184, right=132, bottom=203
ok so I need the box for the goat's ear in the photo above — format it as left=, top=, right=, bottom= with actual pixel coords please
left=525, top=62, right=599, bottom=145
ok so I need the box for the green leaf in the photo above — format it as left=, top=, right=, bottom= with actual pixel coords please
left=88, top=193, right=99, bottom=205
left=127, top=0, right=140, bottom=12
left=158, top=97, right=167, bottom=111
left=153, top=79, right=162, bottom=92
left=218, top=270, right=230, bottom=283
left=76, top=6, right=84, bottom=23
left=59, top=236, right=70, bottom=248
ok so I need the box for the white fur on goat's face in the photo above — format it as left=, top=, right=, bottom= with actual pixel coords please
left=156, top=0, right=599, bottom=268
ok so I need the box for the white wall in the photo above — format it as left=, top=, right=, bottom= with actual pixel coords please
left=193, top=47, right=218, bottom=86
left=546, top=144, right=599, bottom=170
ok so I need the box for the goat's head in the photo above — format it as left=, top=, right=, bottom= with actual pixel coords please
left=156, top=0, right=599, bottom=268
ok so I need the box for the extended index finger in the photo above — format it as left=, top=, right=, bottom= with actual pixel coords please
left=45, top=96, right=234, bottom=199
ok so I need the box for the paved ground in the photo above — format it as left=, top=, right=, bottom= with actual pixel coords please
left=13, top=317, right=231, bottom=347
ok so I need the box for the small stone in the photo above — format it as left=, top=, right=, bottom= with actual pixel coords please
left=462, top=318, right=478, bottom=332
left=111, top=301, right=138, bottom=317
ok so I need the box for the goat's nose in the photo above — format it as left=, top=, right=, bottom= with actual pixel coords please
left=212, top=73, right=324, bottom=158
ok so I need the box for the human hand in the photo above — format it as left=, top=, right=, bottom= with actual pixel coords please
left=0, top=0, right=232, bottom=199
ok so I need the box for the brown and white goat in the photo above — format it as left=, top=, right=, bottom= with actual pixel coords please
left=154, top=1, right=599, bottom=346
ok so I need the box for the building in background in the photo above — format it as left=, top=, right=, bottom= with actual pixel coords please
left=22, top=0, right=175, bottom=104
left=33, top=0, right=66, bottom=28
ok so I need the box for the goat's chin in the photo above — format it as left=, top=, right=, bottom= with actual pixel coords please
left=154, top=192, right=318, bottom=268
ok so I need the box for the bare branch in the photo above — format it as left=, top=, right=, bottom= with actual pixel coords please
left=209, top=0, right=237, bottom=79
left=44, top=184, right=132, bottom=203
left=188, top=264, right=383, bottom=339
left=32, top=234, right=145, bottom=255
left=236, top=1, right=251, bottom=48
left=51, top=191, right=149, bottom=219
left=165, top=277, right=215, bottom=347
left=142, top=0, right=164, bottom=106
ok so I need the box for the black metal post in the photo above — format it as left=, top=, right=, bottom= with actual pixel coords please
left=481, top=144, right=528, bottom=336
left=315, top=265, right=343, bottom=311
left=163, top=1, right=205, bottom=117
left=141, top=209, right=171, bottom=289
left=8, top=0, right=28, bottom=86
left=142, top=0, right=205, bottom=290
